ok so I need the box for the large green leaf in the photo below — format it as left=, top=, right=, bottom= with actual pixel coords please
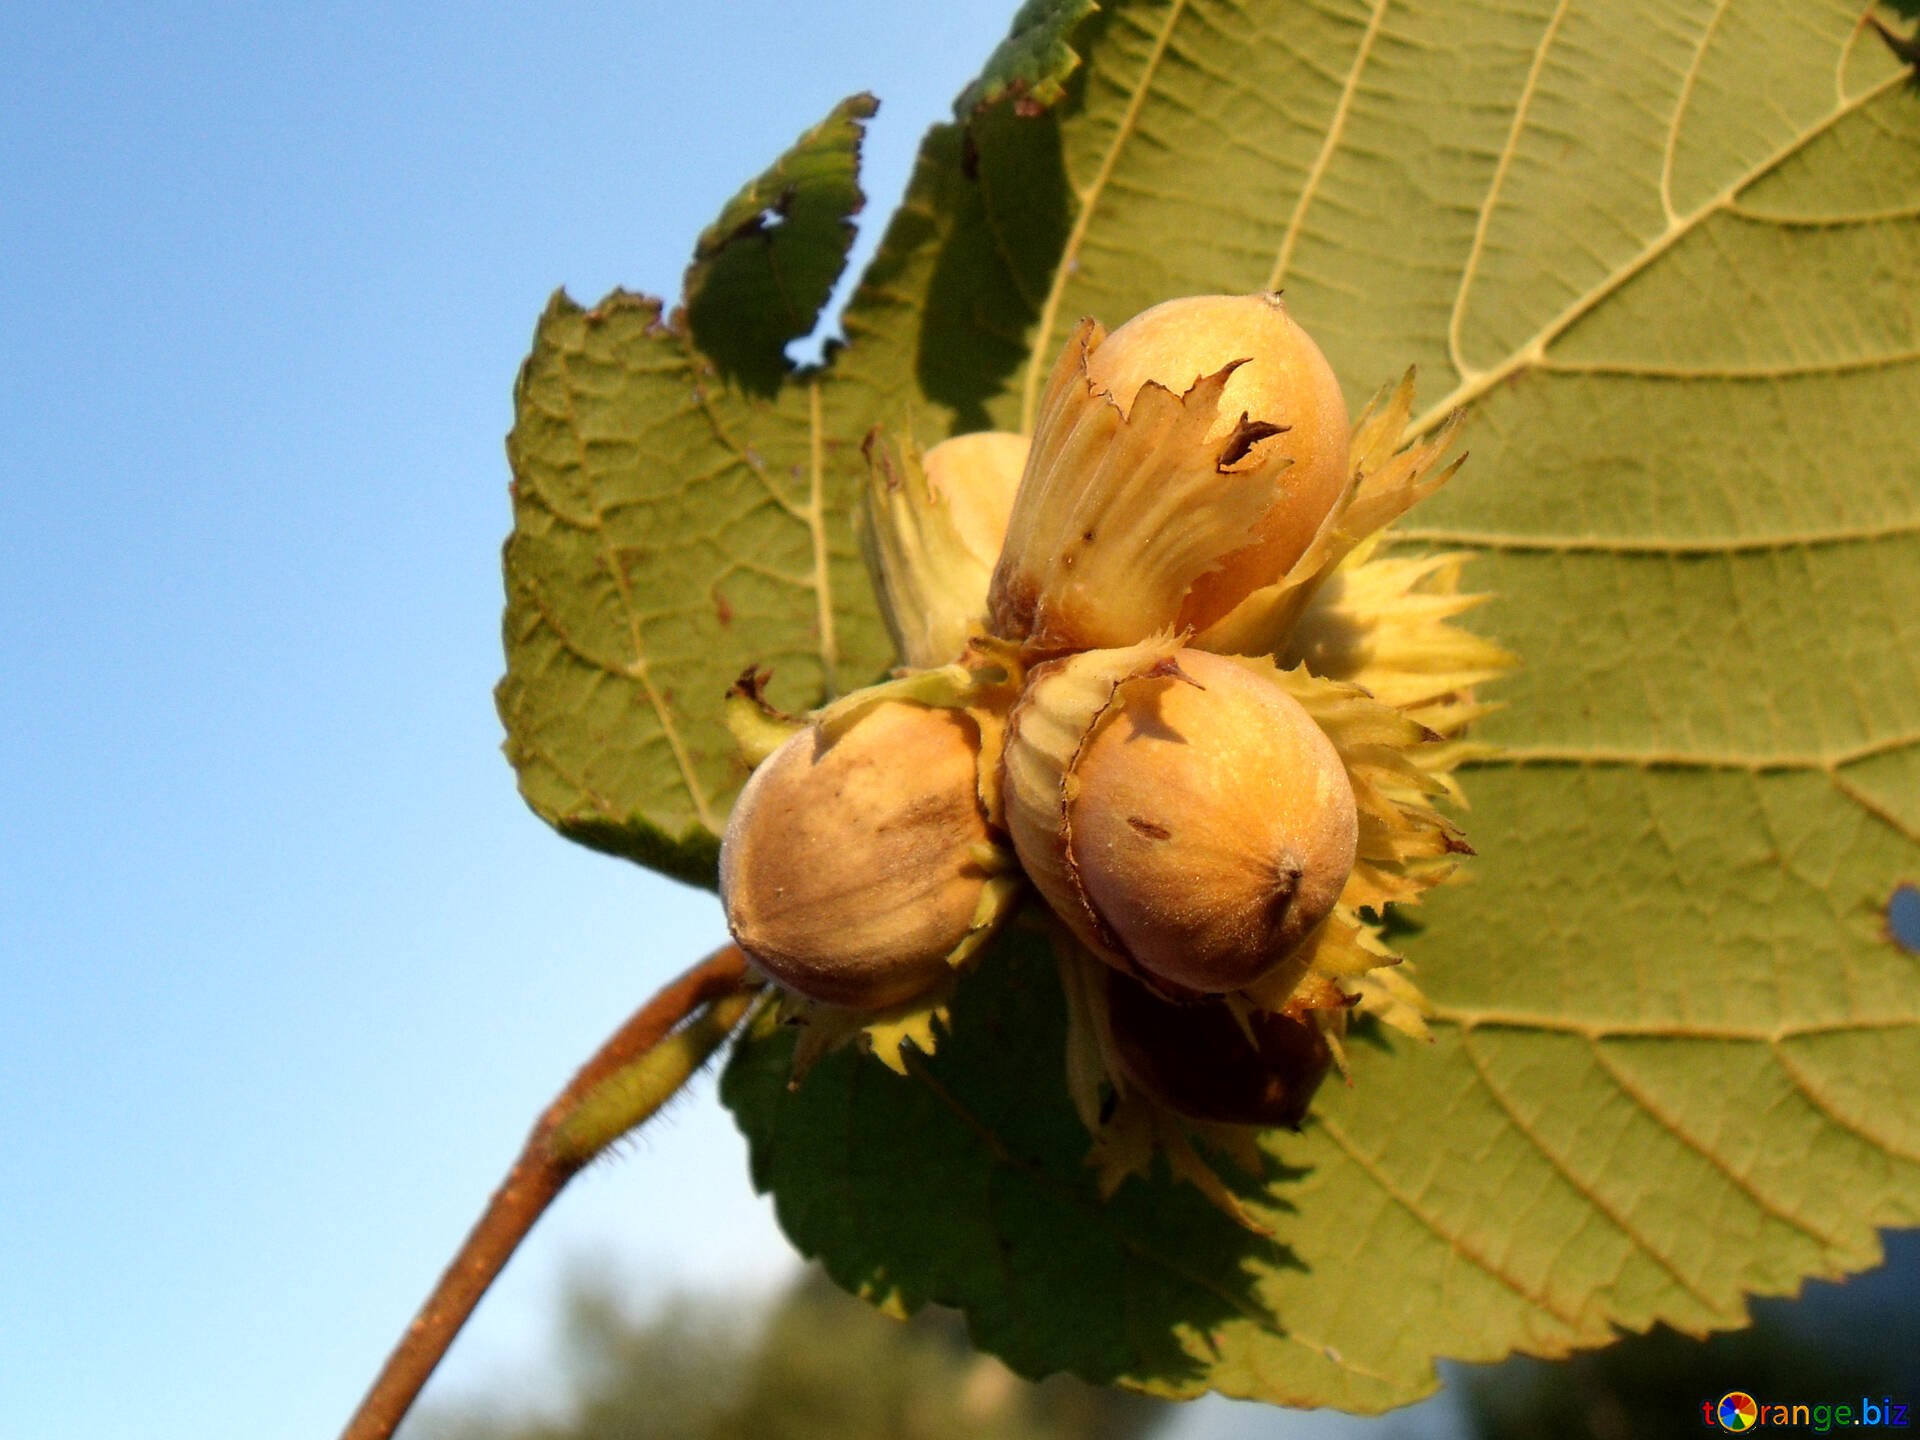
left=504, top=0, right=1920, bottom=1410
left=495, top=89, right=1069, bottom=883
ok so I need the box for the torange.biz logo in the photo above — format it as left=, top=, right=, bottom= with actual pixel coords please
left=1703, top=1391, right=1911, bottom=1431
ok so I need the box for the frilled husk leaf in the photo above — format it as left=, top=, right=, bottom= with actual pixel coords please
left=860, top=429, right=1026, bottom=668
left=1194, top=371, right=1464, bottom=658
left=1287, top=548, right=1515, bottom=734
left=987, top=318, right=1281, bottom=655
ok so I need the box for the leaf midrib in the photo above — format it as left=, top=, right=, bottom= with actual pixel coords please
left=1019, top=0, right=1192, bottom=431
left=551, top=338, right=721, bottom=835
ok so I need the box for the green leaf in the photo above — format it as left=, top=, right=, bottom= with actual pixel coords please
left=731, top=0, right=1920, bottom=1404
left=496, top=90, right=1071, bottom=882
left=497, top=287, right=892, bottom=885
left=492, top=92, right=893, bottom=880
left=722, top=925, right=1423, bottom=1410
left=684, top=94, right=878, bottom=396
left=506, top=0, right=1920, bottom=1408
left=955, top=0, right=1101, bottom=118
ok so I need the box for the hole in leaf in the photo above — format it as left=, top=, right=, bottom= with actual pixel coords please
left=1888, top=883, right=1920, bottom=954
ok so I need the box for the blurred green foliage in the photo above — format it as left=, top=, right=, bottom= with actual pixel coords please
left=408, top=1267, right=1170, bottom=1440
left=410, top=1237, right=1917, bottom=1440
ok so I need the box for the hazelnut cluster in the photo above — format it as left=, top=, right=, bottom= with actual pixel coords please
left=719, top=294, right=1507, bottom=1202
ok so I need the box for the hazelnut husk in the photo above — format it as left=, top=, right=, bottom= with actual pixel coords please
left=1084, top=292, right=1351, bottom=634
left=861, top=430, right=1027, bottom=668
left=988, top=292, right=1351, bottom=655
left=1003, top=644, right=1358, bottom=996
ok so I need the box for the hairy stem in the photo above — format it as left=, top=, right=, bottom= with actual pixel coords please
left=339, top=944, right=761, bottom=1440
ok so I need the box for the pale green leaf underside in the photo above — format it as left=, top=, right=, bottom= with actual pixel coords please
left=497, top=289, right=892, bottom=884
left=497, top=93, right=912, bottom=883
left=720, top=0, right=1920, bottom=1411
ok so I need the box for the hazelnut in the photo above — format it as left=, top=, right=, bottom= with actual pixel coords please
left=721, top=701, right=996, bottom=1009
left=988, top=293, right=1350, bottom=654
left=1104, top=970, right=1337, bottom=1129
left=1003, top=645, right=1358, bottom=995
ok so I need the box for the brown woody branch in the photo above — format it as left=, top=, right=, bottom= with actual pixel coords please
left=338, top=943, right=759, bottom=1440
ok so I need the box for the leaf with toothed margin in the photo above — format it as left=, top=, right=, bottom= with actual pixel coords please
left=506, top=0, right=1920, bottom=1409
left=725, top=0, right=1920, bottom=1407
left=497, top=93, right=902, bottom=887
left=496, top=77, right=1085, bottom=886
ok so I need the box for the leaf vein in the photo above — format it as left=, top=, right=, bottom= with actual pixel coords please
left=1389, top=519, right=1920, bottom=554
left=806, top=380, right=841, bottom=698
left=1660, top=0, right=1732, bottom=227
left=1829, top=772, right=1920, bottom=847
left=550, top=345, right=719, bottom=833
left=1445, top=0, right=1576, bottom=379
left=1430, top=1011, right=1920, bottom=1042
left=1586, top=1037, right=1849, bottom=1251
left=1479, top=729, right=1920, bottom=772
left=1461, top=1034, right=1724, bottom=1314
left=1265, top=0, right=1392, bottom=292
left=1411, top=66, right=1912, bottom=440
left=1536, top=346, right=1920, bottom=381
left=1768, top=1040, right=1920, bottom=1167
left=687, top=365, right=808, bottom=521
left=1724, top=197, right=1920, bottom=228
left=1315, top=1115, right=1586, bottom=1331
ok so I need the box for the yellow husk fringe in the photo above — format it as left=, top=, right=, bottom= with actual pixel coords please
left=1047, top=374, right=1515, bottom=1218
left=729, top=359, right=1512, bottom=1222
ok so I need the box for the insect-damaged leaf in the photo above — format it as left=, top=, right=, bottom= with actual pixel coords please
left=684, top=93, right=878, bottom=396
left=497, top=97, right=900, bottom=886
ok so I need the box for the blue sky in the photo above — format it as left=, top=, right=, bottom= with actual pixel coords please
left=0, top=4, right=1029, bottom=1434
left=1, top=5, right=1907, bottom=1440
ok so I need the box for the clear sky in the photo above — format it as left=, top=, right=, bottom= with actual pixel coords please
left=1, top=6, right=1907, bottom=1440
left=0, top=4, right=1026, bottom=1434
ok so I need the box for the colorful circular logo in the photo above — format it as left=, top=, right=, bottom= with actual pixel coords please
left=1718, top=1392, right=1759, bottom=1431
